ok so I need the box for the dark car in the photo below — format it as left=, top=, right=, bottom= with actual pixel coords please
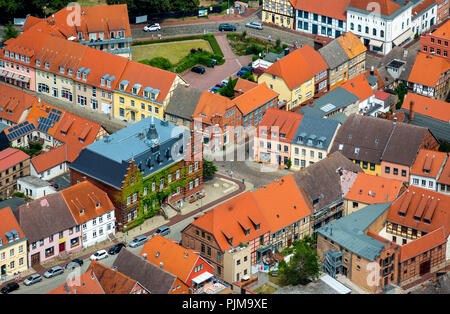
left=1, top=282, right=19, bottom=294
left=191, top=66, right=206, bottom=74
left=65, top=258, right=84, bottom=269
left=241, top=66, right=253, bottom=72
left=219, top=23, right=236, bottom=31
left=108, top=243, right=126, bottom=255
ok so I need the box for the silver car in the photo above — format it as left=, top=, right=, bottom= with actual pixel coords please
left=24, top=274, right=42, bottom=286
left=245, top=22, right=263, bottom=30
left=44, top=266, right=64, bottom=278
left=129, top=235, right=148, bottom=248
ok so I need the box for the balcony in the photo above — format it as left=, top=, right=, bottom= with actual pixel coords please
left=108, top=48, right=133, bottom=55
left=80, top=37, right=132, bottom=46
left=193, top=276, right=230, bottom=294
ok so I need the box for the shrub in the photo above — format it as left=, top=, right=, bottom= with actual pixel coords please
left=245, top=44, right=264, bottom=55
left=140, top=57, right=173, bottom=71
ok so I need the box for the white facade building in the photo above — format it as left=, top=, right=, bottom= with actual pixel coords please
left=411, top=1, right=437, bottom=36
left=295, top=10, right=347, bottom=39
left=347, top=1, right=414, bottom=55
left=17, top=175, right=57, bottom=199
left=81, top=210, right=116, bottom=248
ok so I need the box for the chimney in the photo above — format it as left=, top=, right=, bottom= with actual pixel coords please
left=409, top=100, right=415, bottom=121
left=160, top=262, right=164, bottom=269
left=370, top=66, right=374, bottom=76
left=142, top=253, right=147, bottom=261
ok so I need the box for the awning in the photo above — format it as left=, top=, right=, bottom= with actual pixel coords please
left=192, top=272, right=214, bottom=285
left=369, top=39, right=384, bottom=48
left=6, top=71, right=14, bottom=78
left=393, top=29, right=413, bottom=46
left=0, top=70, right=8, bottom=77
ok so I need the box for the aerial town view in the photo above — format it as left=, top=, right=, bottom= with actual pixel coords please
left=0, top=0, right=448, bottom=303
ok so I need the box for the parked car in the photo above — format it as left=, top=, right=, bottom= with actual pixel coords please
left=215, top=83, right=224, bottom=88
left=152, top=225, right=171, bottom=237
left=129, top=235, right=149, bottom=248
left=65, top=258, right=84, bottom=270
left=211, top=86, right=221, bottom=93
left=143, top=23, right=161, bottom=32
left=245, top=22, right=263, bottom=30
left=241, top=65, right=253, bottom=72
left=24, top=274, right=42, bottom=286
left=221, top=79, right=229, bottom=86
left=90, top=249, right=108, bottom=261
left=108, top=243, right=126, bottom=255
left=49, top=181, right=59, bottom=189
left=44, top=266, right=64, bottom=278
left=191, top=66, right=206, bottom=74
left=237, top=69, right=249, bottom=77
left=1, top=282, right=19, bottom=294
left=219, top=23, right=236, bottom=31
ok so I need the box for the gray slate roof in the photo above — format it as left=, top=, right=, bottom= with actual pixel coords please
left=400, top=109, right=450, bottom=142
left=301, top=87, right=359, bottom=117
left=0, top=122, right=9, bottom=133
left=319, top=39, right=349, bottom=69
left=376, top=46, right=418, bottom=87
left=18, top=175, right=51, bottom=188
left=0, top=197, right=27, bottom=211
left=13, top=193, right=76, bottom=243
left=292, top=151, right=363, bottom=212
left=165, top=85, right=203, bottom=121
left=113, top=249, right=177, bottom=294
left=291, top=114, right=340, bottom=152
left=317, top=203, right=392, bottom=261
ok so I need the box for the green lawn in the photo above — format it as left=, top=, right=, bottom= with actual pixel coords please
left=77, top=0, right=105, bottom=6
left=254, top=283, right=278, bottom=294
left=132, top=40, right=213, bottom=64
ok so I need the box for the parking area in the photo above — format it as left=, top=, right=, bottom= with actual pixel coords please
left=181, top=34, right=253, bottom=90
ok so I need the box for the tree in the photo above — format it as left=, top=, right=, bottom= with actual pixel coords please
left=219, top=76, right=236, bottom=98
left=285, top=158, right=292, bottom=169
left=202, top=159, right=217, bottom=180
left=394, top=82, right=407, bottom=110
left=278, top=240, right=320, bottom=286
left=2, top=22, right=19, bottom=41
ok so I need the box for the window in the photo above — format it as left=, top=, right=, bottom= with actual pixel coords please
left=385, top=166, right=390, bottom=174
left=401, top=170, right=407, bottom=177
left=393, top=168, right=398, bottom=175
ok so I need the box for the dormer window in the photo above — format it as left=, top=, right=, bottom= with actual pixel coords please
left=355, top=147, right=360, bottom=154
left=26, top=57, right=30, bottom=63
left=77, top=70, right=81, bottom=79
left=107, top=80, right=111, bottom=89
left=144, top=91, right=149, bottom=98
left=120, top=84, right=125, bottom=91
left=59, top=66, right=64, bottom=74
left=45, top=62, right=49, bottom=69
left=20, top=55, right=24, bottom=62
left=101, top=78, right=105, bottom=86
left=15, top=53, right=19, bottom=60
left=96, top=203, right=100, bottom=208
left=82, top=73, right=87, bottom=81
left=151, top=93, right=156, bottom=100
left=36, top=59, right=41, bottom=67
left=132, top=88, right=137, bottom=95
left=255, top=224, right=260, bottom=230
left=5, top=51, right=9, bottom=58
left=78, top=32, right=83, bottom=40
left=68, top=69, right=73, bottom=76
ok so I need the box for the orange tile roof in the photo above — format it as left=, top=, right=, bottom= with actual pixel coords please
left=234, top=78, right=258, bottom=93
left=0, top=206, right=25, bottom=244
left=47, top=270, right=105, bottom=294
left=88, top=260, right=138, bottom=294
left=193, top=91, right=233, bottom=124
left=408, top=52, right=450, bottom=87
left=61, top=181, right=115, bottom=225
left=412, top=0, right=436, bottom=16
left=400, top=227, right=447, bottom=262
left=437, top=158, right=450, bottom=185
left=341, top=73, right=374, bottom=101
left=140, top=235, right=203, bottom=283
left=344, top=173, right=404, bottom=204
left=431, top=20, right=450, bottom=38
left=0, top=148, right=29, bottom=172
left=233, top=83, right=279, bottom=116
left=53, top=111, right=102, bottom=162
left=410, top=149, right=447, bottom=178
left=258, top=107, right=303, bottom=143
left=17, top=102, right=65, bottom=137
left=31, top=144, right=67, bottom=174
left=265, top=45, right=328, bottom=90
left=251, top=175, right=312, bottom=232
left=22, top=16, right=45, bottom=33
left=387, top=186, right=450, bottom=235
left=348, top=0, right=402, bottom=16
left=117, top=60, right=178, bottom=104
left=402, top=93, right=450, bottom=122
left=337, top=32, right=367, bottom=59
left=292, top=0, right=349, bottom=21
left=192, top=191, right=270, bottom=251
left=0, top=85, right=36, bottom=124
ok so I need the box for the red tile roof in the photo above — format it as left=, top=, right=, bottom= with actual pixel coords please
left=408, top=52, right=450, bottom=87
left=291, top=0, right=349, bottom=21
left=345, top=173, right=404, bottom=204
left=140, top=235, right=204, bottom=283
left=412, top=0, right=436, bottom=16
left=233, top=83, right=279, bottom=116
left=402, top=93, right=450, bottom=123
left=31, top=144, right=67, bottom=174
left=192, top=191, right=270, bottom=251
left=0, top=206, right=25, bottom=245
left=437, top=158, right=450, bottom=186
left=341, top=73, right=374, bottom=101
left=264, top=45, right=328, bottom=90
left=61, top=181, right=115, bottom=225
left=257, top=107, right=303, bottom=143
left=348, top=0, right=402, bottom=16
left=251, top=175, right=312, bottom=232
left=410, top=149, right=448, bottom=178
left=0, top=148, right=29, bottom=172
left=234, top=78, right=258, bottom=93
left=387, top=186, right=450, bottom=235
left=193, top=91, right=233, bottom=124
left=374, top=90, right=391, bottom=101
left=400, top=227, right=447, bottom=262
left=430, top=20, right=450, bottom=38
left=88, top=261, right=138, bottom=294
left=0, top=85, right=36, bottom=124
left=47, top=270, right=105, bottom=294
left=337, top=32, right=367, bottom=59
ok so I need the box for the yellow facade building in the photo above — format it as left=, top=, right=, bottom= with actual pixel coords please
left=0, top=207, right=28, bottom=277
left=114, top=61, right=184, bottom=122
left=262, top=0, right=295, bottom=29
left=258, top=45, right=328, bottom=110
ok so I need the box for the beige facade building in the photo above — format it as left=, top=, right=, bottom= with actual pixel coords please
left=223, top=245, right=252, bottom=284
left=0, top=148, right=31, bottom=200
